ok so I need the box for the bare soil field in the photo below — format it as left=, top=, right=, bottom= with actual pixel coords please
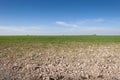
left=0, top=36, right=120, bottom=80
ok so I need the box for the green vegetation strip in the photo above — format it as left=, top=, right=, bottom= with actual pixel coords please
left=0, top=36, right=120, bottom=43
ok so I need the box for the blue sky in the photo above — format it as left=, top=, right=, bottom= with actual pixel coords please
left=0, top=0, right=120, bottom=35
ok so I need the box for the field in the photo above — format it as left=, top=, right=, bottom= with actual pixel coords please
left=0, top=36, right=120, bottom=80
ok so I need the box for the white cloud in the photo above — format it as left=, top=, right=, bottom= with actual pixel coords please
left=56, top=18, right=105, bottom=28
left=55, top=19, right=120, bottom=35
left=56, top=21, right=78, bottom=27
left=56, top=21, right=66, bottom=26
left=0, top=26, right=54, bottom=35
left=62, top=26, right=120, bottom=35
left=0, top=25, right=120, bottom=35
left=0, top=18, right=120, bottom=35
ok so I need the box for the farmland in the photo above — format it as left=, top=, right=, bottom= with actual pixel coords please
left=0, top=36, right=120, bottom=80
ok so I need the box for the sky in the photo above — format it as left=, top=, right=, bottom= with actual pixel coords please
left=0, top=0, right=120, bottom=35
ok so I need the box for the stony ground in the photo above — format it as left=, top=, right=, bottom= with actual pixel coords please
left=0, top=42, right=120, bottom=80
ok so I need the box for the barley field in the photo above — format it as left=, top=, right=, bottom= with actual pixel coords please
left=0, top=36, right=120, bottom=80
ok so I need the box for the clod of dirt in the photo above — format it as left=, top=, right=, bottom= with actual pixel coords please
left=49, top=77, right=55, bottom=80
left=97, top=75, right=104, bottom=78
left=80, top=76, right=88, bottom=80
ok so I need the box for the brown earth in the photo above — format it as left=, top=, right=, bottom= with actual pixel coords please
left=0, top=43, right=120, bottom=80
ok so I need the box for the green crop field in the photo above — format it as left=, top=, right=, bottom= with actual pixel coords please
left=0, top=36, right=120, bottom=80
left=0, top=35, right=120, bottom=43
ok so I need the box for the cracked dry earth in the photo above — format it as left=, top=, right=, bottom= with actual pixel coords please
left=0, top=43, right=120, bottom=80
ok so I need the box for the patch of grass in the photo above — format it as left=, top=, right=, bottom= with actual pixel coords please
left=0, top=35, right=120, bottom=43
